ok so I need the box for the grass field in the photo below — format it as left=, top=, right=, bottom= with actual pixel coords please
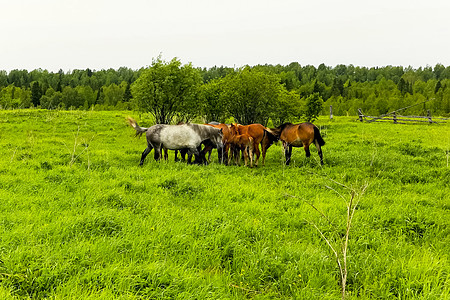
left=0, top=110, right=449, bottom=299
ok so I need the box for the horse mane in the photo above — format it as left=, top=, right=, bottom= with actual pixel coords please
left=191, top=123, right=222, bottom=136
left=268, top=122, right=292, bottom=137
left=277, top=122, right=293, bottom=131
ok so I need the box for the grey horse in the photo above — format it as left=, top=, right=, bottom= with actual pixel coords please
left=127, top=118, right=223, bottom=166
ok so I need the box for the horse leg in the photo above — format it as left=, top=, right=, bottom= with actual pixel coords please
left=207, top=149, right=212, bottom=163
left=163, top=147, right=168, bottom=160
left=253, top=143, right=261, bottom=166
left=314, top=140, right=323, bottom=166
left=304, top=144, right=311, bottom=159
left=198, top=145, right=208, bottom=165
left=231, top=145, right=239, bottom=166
left=154, top=145, right=162, bottom=161
left=181, top=149, right=187, bottom=162
left=243, top=146, right=249, bottom=167
left=187, top=147, right=200, bottom=165
left=217, top=146, right=223, bottom=164
left=236, top=147, right=241, bottom=166
left=261, top=139, right=270, bottom=166
left=315, top=140, right=324, bottom=165
left=249, top=145, right=254, bottom=168
left=202, top=144, right=213, bottom=164
left=283, top=142, right=291, bottom=165
left=223, top=144, right=230, bottom=165
left=139, top=145, right=153, bottom=166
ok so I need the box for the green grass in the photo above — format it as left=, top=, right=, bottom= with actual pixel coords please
left=0, top=110, right=449, bottom=299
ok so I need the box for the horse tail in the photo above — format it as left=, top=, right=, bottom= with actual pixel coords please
left=263, top=128, right=279, bottom=142
left=313, top=125, right=325, bottom=146
left=127, top=117, right=148, bottom=137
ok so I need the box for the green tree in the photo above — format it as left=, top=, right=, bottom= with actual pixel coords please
left=271, top=89, right=303, bottom=126
left=303, top=92, right=324, bottom=122
left=76, top=86, right=97, bottom=109
left=220, top=67, right=284, bottom=125
left=61, top=86, right=83, bottom=109
left=31, top=81, right=42, bottom=107
left=201, top=78, right=226, bottom=122
left=102, top=83, right=125, bottom=107
left=40, top=88, right=63, bottom=109
left=123, top=82, right=132, bottom=103
left=131, top=57, right=202, bottom=124
left=0, top=85, right=21, bottom=108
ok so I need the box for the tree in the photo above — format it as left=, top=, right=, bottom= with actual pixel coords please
left=131, top=57, right=202, bottom=124
left=271, top=89, right=303, bottom=126
left=76, top=86, right=97, bottom=109
left=201, top=78, right=226, bottom=122
left=303, top=93, right=324, bottom=122
left=0, top=85, right=21, bottom=108
left=40, top=88, right=62, bottom=109
left=61, top=86, right=83, bottom=109
left=31, top=81, right=42, bottom=107
left=123, top=82, right=132, bottom=103
left=220, top=67, right=284, bottom=125
left=102, top=83, right=125, bottom=107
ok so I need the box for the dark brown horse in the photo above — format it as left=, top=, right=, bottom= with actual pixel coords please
left=267, top=122, right=325, bottom=165
left=229, top=123, right=278, bottom=166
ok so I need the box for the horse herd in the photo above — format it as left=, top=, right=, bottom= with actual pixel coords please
left=127, top=118, right=325, bottom=167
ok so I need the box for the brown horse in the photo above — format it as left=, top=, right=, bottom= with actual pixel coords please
left=228, top=134, right=254, bottom=167
left=267, top=122, right=325, bottom=165
left=229, top=123, right=278, bottom=166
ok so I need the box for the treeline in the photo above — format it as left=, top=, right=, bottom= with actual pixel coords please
left=1, top=62, right=450, bottom=117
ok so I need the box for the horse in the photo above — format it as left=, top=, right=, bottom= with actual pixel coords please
left=228, top=133, right=254, bottom=167
left=267, top=122, right=325, bottom=165
left=229, top=123, right=278, bottom=166
left=127, top=118, right=223, bottom=166
left=204, top=123, right=233, bottom=164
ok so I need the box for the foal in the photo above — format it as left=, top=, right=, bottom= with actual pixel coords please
left=228, top=134, right=254, bottom=167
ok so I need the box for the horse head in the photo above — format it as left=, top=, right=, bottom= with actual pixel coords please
left=229, top=123, right=240, bottom=136
left=213, top=128, right=224, bottom=149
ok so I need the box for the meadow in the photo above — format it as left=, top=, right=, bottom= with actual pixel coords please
left=0, top=110, right=449, bottom=299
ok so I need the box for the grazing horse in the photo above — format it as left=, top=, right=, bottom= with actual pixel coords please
left=228, top=134, right=254, bottom=167
left=229, top=123, right=278, bottom=166
left=267, top=122, right=325, bottom=165
left=127, top=118, right=223, bottom=166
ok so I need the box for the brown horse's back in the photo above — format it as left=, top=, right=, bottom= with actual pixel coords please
left=234, top=123, right=265, bottom=143
left=280, top=122, right=315, bottom=146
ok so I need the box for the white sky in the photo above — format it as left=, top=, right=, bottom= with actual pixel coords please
left=1, top=0, right=449, bottom=72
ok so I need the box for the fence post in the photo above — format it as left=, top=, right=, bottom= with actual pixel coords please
left=330, top=105, right=333, bottom=120
left=427, top=110, right=432, bottom=123
left=358, top=109, right=363, bottom=122
left=393, top=112, right=397, bottom=124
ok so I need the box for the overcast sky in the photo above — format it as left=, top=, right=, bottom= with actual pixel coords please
left=1, top=0, right=449, bottom=72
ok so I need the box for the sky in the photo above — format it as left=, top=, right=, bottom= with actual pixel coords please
left=1, top=0, right=450, bottom=72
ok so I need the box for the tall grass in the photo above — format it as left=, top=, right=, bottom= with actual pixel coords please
left=0, top=110, right=449, bottom=299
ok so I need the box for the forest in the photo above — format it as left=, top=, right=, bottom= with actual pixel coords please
left=1, top=61, right=450, bottom=120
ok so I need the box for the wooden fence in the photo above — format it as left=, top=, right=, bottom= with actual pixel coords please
left=357, top=109, right=449, bottom=124
left=357, top=100, right=449, bottom=124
